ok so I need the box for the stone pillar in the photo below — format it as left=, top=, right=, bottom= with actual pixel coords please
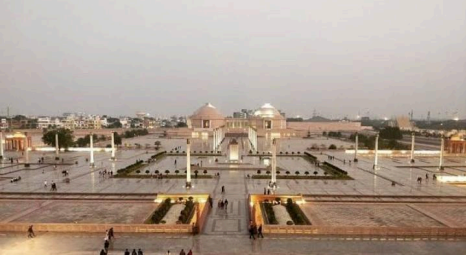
left=373, top=133, right=379, bottom=170
left=439, top=135, right=444, bottom=170
left=90, top=133, right=95, bottom=167
left=271, top=138, right=277, bottom=184
left=111, top=132, right=116, bottom=160
left=24, top=132, right=30, bottom=167
left=354, top=132, right=359, bottom=162
left=0, top=131, right=4, bottom=159
left=186, top=138, right=191, bottom=188
left=55, top=133, right=59, bottom=159
left=410, top=132, right=415, bottom=163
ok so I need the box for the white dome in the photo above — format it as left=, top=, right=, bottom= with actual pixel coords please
left=254, top=103, right=284, bottom=119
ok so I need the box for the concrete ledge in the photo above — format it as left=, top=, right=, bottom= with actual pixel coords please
left=263, top=225, right=466, bottom=237
left=0, top=223, right=192, bottom=233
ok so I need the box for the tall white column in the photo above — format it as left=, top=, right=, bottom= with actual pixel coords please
left=111, top=132, right=116, bottom=160
left=439, top=134, right=444, bottom=170
left=55, top=133, right=59, bottom=157
left=186, top=138, right=191, bottom=187
left=410, top=132, right=415, bottom=163
left=24, top=132, right=30, bottom=167
left=354, top=133, right=359, bottom=162
left=373, top=133, right=379, bottom=170
left=271, top=138, right=277, bottom=184
left=0, top=131, right=4, bottom=159
left=90, top=133, right=95, bottom=167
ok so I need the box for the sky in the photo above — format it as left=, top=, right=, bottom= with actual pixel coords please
left=1, top=0, right=465, bottom=119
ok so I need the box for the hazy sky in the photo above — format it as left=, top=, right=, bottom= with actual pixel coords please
left=1, top=0, right=465, bottom=119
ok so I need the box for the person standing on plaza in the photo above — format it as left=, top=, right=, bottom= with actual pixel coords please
left=187, top=250, right=193, bottom=255
left=179, top=249, right=186, bottom=255
left=27, top=225, right=35, bottom=238
left=257, top=224, right=264, bottom=238
left=104, top=239, right=110, bottom=252
left=224, top=199, right=229, bottom=210
left=137, top=248, right=144, bottom=255
left=124, top=249, right=130, bottom=255
left=100, top=249, right=106, bottom=255
left=249, top=224, right=255, bottom=240
left=221, top=186, right=225, bottom=193
left=108, top=227, right=114, bottom=240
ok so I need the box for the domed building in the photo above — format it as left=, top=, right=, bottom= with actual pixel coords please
left=188, top=103, right=225, bottom=129
left=250, top=103, right=286, bottom=130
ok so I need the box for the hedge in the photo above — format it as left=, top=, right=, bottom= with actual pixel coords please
left=148, top=198, right=172, bottom=224
left=261, top=202, right=278, bottom=224
left=285, top=198, right=311, bottom=225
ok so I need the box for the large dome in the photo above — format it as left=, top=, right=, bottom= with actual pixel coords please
left=254, top=103, right=284, bottom=119
left=190, top=103, right=224, bottom=120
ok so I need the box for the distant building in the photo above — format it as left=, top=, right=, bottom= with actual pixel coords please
left=395, top=116, right=414, bottom=130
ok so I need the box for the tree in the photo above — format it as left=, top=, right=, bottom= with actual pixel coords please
left=165, top=170, right=170, bottom=175
left=154, top=141, right=161, bottom=149
left=176, top=122, right=188, bottom=128
left=286, top=171, right=290, bottom=176
left=328, top=144, right=337, bottom=150
left=175, top=170, right=179, bottom=175
left=257, top=170, right=261, bottom=174
left=305, top=171, right=309, bottom=176
left=155, top=170, right=159, bottom=174
left=266, top=170, right=271, bottom=175
left=295, top=171, right=300, bottom=176
left=42, top=128, right=74, bottom=150
left=113, top=132, right=122, bottom=146
left=313, top=171, right=318, bottom=176
left=203, top=170, right=207, bottom=175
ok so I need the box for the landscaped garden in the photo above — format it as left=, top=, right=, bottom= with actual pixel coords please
left=146, top=197, right=196, bottom=224
left=260, top=197, right=311, bottom=226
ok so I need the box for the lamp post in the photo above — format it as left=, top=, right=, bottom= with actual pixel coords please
left=24, top=132, right=30, bottom=167
left=354, top=132, right=359, bottom=162
left=439, top=134, right=444, bottom=170
left=186, top=138, right=192, bottom=188
left=55, top=133, right=59, bottom=160
left=0, top=131, right=4, bottom=160
left=89, top=133, right=95, bottom=167
left=373, top=133, right=379, bottom=170
left=271, top=138, right=277, bottom=185
left=410, top=132, right=415, bottom=163
left=111, top=132, right=116, bottom=161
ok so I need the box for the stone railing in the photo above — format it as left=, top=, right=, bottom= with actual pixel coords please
left=0, top=223, right=191, bottom=233
left=263, top=225, right=466, bottom=237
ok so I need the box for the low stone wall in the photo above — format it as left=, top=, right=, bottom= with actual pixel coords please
left=263, top=225, right=466, bottom=237
left=0, top=223, right=191, bottom=233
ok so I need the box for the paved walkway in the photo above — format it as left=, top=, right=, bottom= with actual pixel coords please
left=0, top=232, right=465, bottom=255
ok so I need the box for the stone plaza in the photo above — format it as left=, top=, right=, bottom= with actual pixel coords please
left=1, top=132, right=466, bottom=254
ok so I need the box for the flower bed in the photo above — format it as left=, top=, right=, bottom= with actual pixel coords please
left=146, top=198, right=172, bottom=224
left=260, top=202, right=278, bottom=224
left=285, top=198, right=311, bottom=225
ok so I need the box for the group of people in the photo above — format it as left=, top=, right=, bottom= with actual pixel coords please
left=99, top=169, right=114, bottom=178
left=175, top=249, right=193, bottom=255
left=45, top=181, right=58, bottom=191
left=122, top=248, right=144, bottom=255
left=10, top=176, right=21, bottom=183
left=417, top=173, right=437, bottom=184
left=248, top=221, right=264, bottom=240
left=217, top=199, right=229, bottom=210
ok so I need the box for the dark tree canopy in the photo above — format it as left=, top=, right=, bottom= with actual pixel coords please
left=42, top=128, right=74, bottom=150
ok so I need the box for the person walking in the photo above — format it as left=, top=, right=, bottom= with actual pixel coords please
left=257, top=224, right=264, bottom=238
left=104, top=239, right=110, bottom=252
left=100, top=249, right=107, bottom=255
left=187, top=250, right=193, bottom=255
left=221, top=186, right=225, bottom=193
left=108, top=227, right=114, bottom=240
left=131, top=249, right=137, bottom=255
left=44, top=180, right=47, bottom=188
left=248, top=224, right=255, bottom=240
left=179, top=249, right=186, bottom=255
left=27, top=225, right=35, bottom=238
left=224, top=199, right=229, bottom=210
left=137, top=248, right=144, bottom=255
left=124, top=249, right=130, bottom=255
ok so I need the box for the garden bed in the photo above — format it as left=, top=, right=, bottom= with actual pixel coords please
left=146, top=198, right=173, bottom=224
left=285, top=198, right=311, bottom=225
